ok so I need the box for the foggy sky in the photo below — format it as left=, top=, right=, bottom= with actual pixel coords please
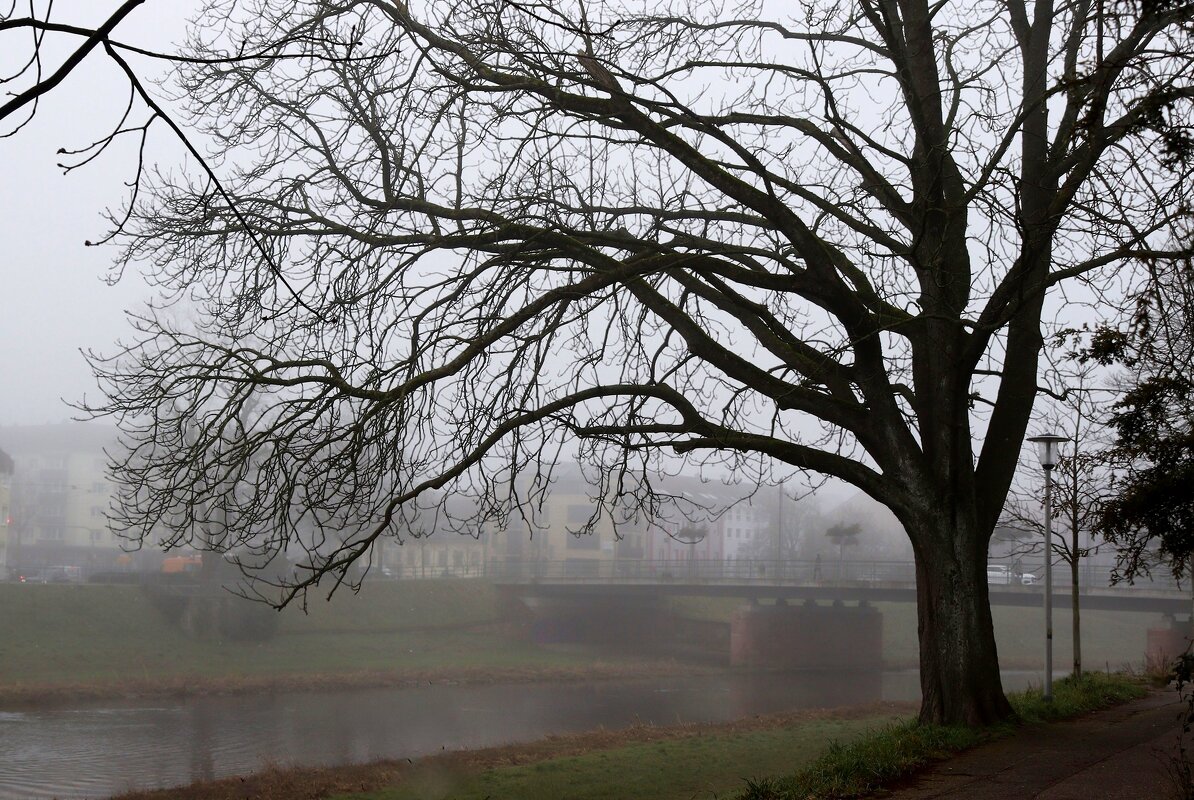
left=0, top=2, right=192, bottom=425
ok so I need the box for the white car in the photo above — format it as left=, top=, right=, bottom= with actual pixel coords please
left=987, top=564, right=1038, bottom=586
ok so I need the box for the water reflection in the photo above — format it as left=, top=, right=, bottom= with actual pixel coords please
left=0, top=669, right=1041, bottom=800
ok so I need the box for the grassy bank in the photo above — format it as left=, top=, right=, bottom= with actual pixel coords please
left=0, top=580, right=683, bottom=702
left=342, top=710, right=907, bottom=800
left=309, top=672, right=1143, bottom=800
left=743, top=671, right=1147, bottom=799
left=113, top=704, right=914, bottom=800
left=670, top=596, right=1159, bottom=670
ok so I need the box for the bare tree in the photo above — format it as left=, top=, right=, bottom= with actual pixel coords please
left=2, top=1, right=146, bottom=131
left=74, top=0, right=1194, bottom=725
left=1002, top=350, right=1116, bottom=679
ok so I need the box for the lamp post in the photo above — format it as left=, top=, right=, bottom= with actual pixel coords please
left=1028, top=433, right=1067, bottom=701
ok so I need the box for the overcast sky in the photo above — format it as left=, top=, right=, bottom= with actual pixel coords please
left=0, top=3, right=193, bottom=425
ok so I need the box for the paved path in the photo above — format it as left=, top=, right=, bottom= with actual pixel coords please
left=884, top=691, right=1184, bottom=799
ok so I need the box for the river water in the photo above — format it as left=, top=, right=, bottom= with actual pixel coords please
left=0, top=670, right=1044, bottom=799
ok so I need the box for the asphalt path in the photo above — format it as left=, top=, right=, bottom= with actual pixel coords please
left=884, top=691, right=1183, bottom=799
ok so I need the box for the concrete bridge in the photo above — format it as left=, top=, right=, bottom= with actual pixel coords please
left=487, top=558, right=1190, bottom=614
left=487, top=558, right=1190, bottom=669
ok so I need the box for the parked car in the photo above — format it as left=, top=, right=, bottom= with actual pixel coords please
left=987, top=564, right=1038, bottom=586
left=44, top=565, right=82, bottom=583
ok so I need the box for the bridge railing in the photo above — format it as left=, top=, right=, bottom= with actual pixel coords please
left=483, top=557, right=921, bottom=584
left=481, top=557, right=1189, bottom=593
left=365, top=557, right=1189, bottom=594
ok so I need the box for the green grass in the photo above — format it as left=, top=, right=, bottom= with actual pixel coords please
left=334, top=715, right=904, bottom=800
left=0, top=581, right=585, bottom=688
left=740, top=671, right=1147, bottom=800
left=330, top=673, right=1146, bottom=800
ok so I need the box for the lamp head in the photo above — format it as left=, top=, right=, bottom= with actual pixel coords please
left=1027, top=433, right=1068, bottom=469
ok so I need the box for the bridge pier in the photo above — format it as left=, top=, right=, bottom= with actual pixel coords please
left=730, top=599, right=882, bottom=670
left=1146, top=615, right=1191, bottom=671
left=519, top=592, right=673, bottom=648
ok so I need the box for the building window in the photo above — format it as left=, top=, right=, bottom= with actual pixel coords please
left=566, top=532, right=600, bottom=550
left=566, top=504, right=593, bottom=524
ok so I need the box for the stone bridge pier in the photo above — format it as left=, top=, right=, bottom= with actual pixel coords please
left=730, top=598, right=883, bottom=669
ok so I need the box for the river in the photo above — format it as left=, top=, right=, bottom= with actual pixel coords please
left=0, top=670, right=1046, bottom=799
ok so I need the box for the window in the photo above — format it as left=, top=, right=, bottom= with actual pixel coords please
left=566, top=532, right=600, bottom=550
left=566, top=504, right=593, bottom=524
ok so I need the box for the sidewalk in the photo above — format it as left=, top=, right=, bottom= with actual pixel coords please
left=883, top=691, right=1183, bottom=799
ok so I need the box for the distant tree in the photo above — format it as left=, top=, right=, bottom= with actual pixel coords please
left=825, top=522, right=863, bottom=570
left=49, top=0, right=1194, bottom=726
left=741, top=488, right=825, bottom=562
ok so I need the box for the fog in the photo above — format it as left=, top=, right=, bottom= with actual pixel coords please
left=0, top=2, right=1187, bottom=799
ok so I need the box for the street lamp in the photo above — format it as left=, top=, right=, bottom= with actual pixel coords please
left=1027, top=433, right=1068, bottom=701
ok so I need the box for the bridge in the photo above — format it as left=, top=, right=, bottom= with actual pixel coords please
left=485, top=558, right=1191, bottom=614
left=479, top=558, right=1190, bottom=669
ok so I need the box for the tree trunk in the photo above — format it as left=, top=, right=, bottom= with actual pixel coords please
left=914, top=529, right=1014, bottom=725
left=1071, top=554, right=1081, bottom=678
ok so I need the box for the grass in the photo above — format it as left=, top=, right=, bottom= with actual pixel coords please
left=332, top=714, right=906, bottom=800
left=324, top=672, right=1146, bottom=800
left=740, top=671, right=1148, bottom=799
left=0, top=580, right=599, bottom=693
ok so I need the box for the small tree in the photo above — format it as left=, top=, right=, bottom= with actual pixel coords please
left=825, top=522, right=863, bottom=576
left=1002, top=349, right=1115, bottom=678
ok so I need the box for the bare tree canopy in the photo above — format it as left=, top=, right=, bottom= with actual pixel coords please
left=47, top=0, right=1194, bottom=724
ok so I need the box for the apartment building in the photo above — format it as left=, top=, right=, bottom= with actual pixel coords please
left=0, top=423, right=139, bottom=573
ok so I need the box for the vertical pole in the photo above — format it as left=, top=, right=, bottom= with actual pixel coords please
left=1044, top=467, right=1054, bottom=701
left=775, top=486, right=783, bottom=572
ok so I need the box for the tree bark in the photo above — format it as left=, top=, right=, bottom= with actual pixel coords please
left=914, top=522, right=1014, bottom=726
left=1071, top=549, right=1081, bottom=678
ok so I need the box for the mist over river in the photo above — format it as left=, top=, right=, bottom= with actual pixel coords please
left=0, top=670, right=1051, bottom=799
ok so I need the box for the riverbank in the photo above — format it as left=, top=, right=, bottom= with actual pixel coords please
left=107, top=678, right=1151, bottom=800
left=107, top=673, right=1152, bottom=800
left=111, top=701, right=916, bottom=800
left=0, top=657, right=723, bottom=708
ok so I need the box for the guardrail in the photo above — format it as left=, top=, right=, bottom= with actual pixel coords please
left=474, top=558, right=1188, bottom=594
